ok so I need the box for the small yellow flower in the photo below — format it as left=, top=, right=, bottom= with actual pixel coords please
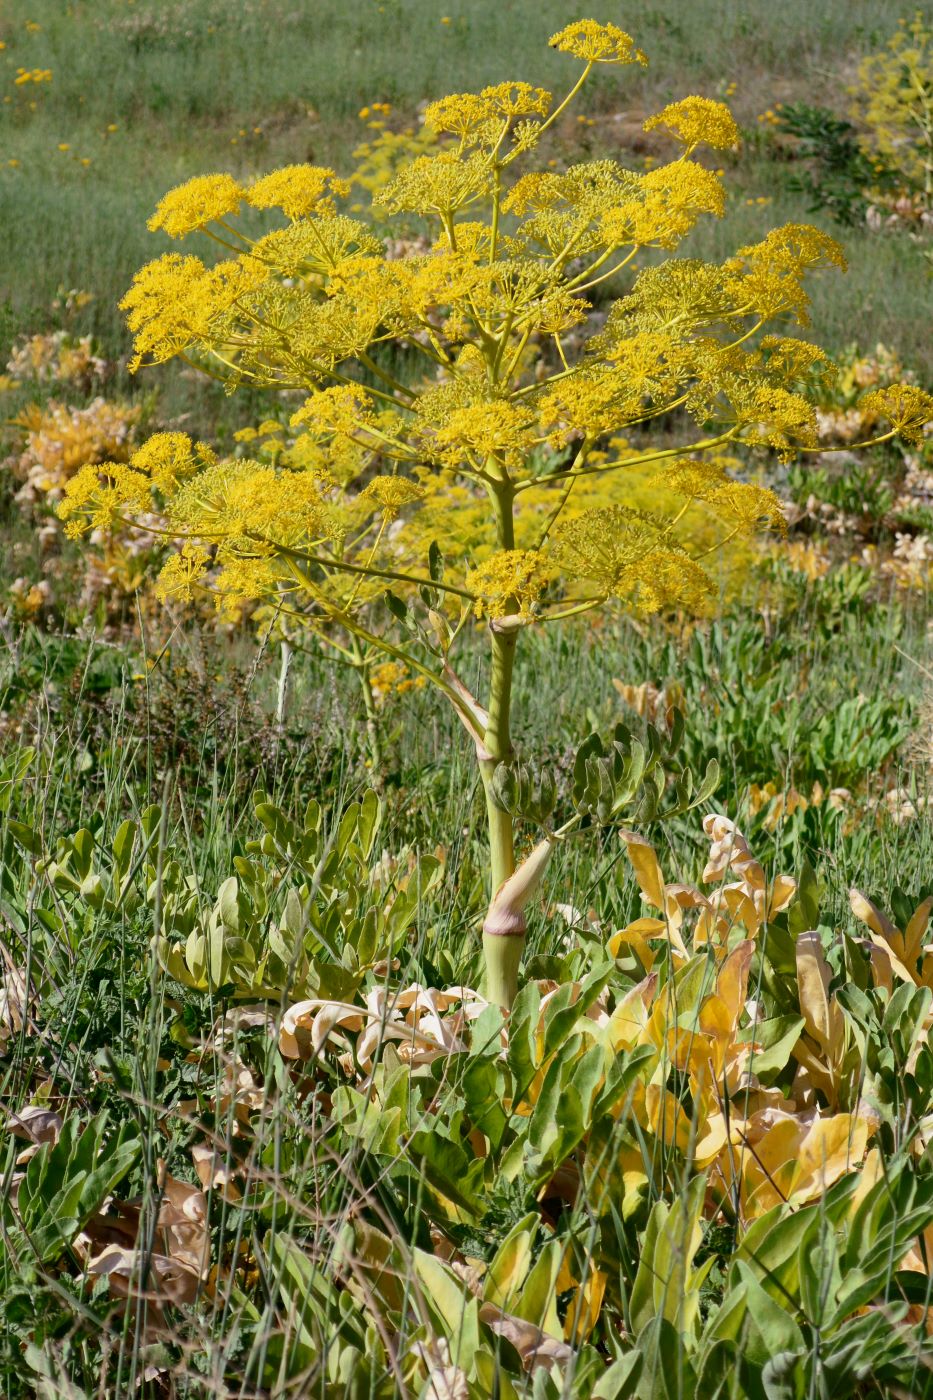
left=58, top=143, right=70, bottom=152
left=107, top=123, right=118, bottom=132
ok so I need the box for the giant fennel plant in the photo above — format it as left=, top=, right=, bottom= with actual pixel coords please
left=59, top=19, right=933, bottom=1007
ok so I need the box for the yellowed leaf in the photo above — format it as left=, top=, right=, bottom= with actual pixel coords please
left=693, top=1107, right=741, bottom=1167
left=719, top=884, right=762, bottom=935
left=796, top=932, right=843, bottom=1056
left=865, top=929, right=916, bottom=987
left=847, top=1146, right=884, bottom=1217
left=715, top=940, right=754, bottom=1028
left=791, top=1113, right=869, bottom=1203
left=849, top=888, right=899, bottom=942
left=608, top=917, right=666, bottom=970
left=606, top=973, right=658, bottom=1050
left=904, top=896, right=933, bottom=967
left=646, top=1082, right=694, bottom=1155
left=619, top=831, right=666, bottom=909
left=867, top=943, right=895, bottom=995
left=564, top=1269, right=607, bottom=1344
left=767, top=874, right=798, bottom=917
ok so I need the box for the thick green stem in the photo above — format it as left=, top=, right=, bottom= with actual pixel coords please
left=481, top=626, right=521, bottom=1007
left=480, top=480, right=523, bottom=1008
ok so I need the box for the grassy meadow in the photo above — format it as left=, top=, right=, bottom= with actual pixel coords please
left=1, top=0, right=933, bottom=1395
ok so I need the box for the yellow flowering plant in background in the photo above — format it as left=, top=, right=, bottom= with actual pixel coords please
left=853, top=12, right=933, bottom=212
left=59, top=18, right=933, bottom=1006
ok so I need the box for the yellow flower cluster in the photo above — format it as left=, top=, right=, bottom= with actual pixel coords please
left=643, top=96, right=740, bottom=151
left=155, top=543, right=211, bottom=603
left=858, top=383, right=933, bottom=446
left=358, top=475, right=425, bottom=519
left=148, top=165, right=349, bottom=239
left=725, top=223, right=847, bottom=326
left=429, top=399, right=537, bottom=471
left=129, top=431, right=214, bottom=492
left=369, top=659, right=425, bottom=705
left=13, top=67, right=52, bottom=85
left=246, top=165, right=350, bottom=220
left=148, top=173, right=244, bottom=237
left=290, top=385, right=376, bottom=451
left=632, top=161, right=726, bottom=245
left=119, top=253, right=266, bottom=370
left=853, top=15, right=933, bottom=205
left=466, top=550, right=549, bottom=619
left=549, top=20, right=647, bottom=66
left=377, top=150, right=495, bottom=216
left=58, top=461, right=152, bottom=538
left=550, top=507, right=714, bottom=613
left=662, top=459, right=786, bottom=534
left=540, top=345, right=674, bottom=442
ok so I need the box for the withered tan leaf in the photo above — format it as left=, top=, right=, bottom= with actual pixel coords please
left=478, top=1302, right=574, bottom=1372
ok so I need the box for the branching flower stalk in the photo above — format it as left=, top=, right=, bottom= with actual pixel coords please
left=59, top=19, right=933, bottom=1007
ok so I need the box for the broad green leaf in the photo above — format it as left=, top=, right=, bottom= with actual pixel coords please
left=739, top=1015, right=806, bottom=1077
left=406, top=1131, right=484, bottom=1219
left=112, top=819, right=137, bottom=881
